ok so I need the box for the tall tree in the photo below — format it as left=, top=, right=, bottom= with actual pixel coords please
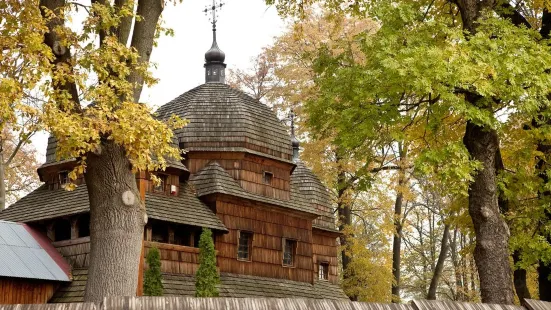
left=269, top=0, right=551, bottom=303
left=2, top=0, right=185, bottom=302
left=144, top=247, right=163, bottom=296
left=195, top=228, right=220, bottom=297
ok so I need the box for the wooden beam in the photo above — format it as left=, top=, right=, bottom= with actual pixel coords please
left=70, top=217, right=79, bottom=239
left=46, top=222, right=55, bottom=241
left=168, top=226, right=175, bottom=244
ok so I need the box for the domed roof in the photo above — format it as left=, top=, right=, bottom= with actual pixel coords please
left=205, top=41, right=225, bottom=63
left=291, top=161, right=337, bottom=231
left=156, top=83, right=294, bottom=162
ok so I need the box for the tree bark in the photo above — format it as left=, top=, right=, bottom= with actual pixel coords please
left=391, top=142, right=407, bottom=302
left=336, top=164, right=354, bottom=300
left=128, top=0, right=164, bottom=103
left=463, top=120, right=514, bottom=304
left=427, top=223, right=450, bottom=300
left=83, top=141, right=145, bottom=303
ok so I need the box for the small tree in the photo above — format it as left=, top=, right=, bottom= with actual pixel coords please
left=195, top=228, right=220, bottom=297
left=144, top=247, right=163, bottom=296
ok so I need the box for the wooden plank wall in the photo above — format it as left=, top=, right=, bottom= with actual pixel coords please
left=312, top=232, right=339, bottom=284
left=0, top=278, right=57, bottom=304
left=187, top=152, right=292, bottom=200
left=53, top=237, right=91, bottom=268
left=144, top=241, right=199, bottom=275
left=183, top=142, right=293, bottom=162
left=215, top=197, right=314, bottom=284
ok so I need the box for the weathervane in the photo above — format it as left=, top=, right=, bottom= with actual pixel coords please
left=203, top=0, right=225, bottom=32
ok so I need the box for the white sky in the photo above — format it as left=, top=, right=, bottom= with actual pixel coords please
left=31, top=0, right=285, bottom=161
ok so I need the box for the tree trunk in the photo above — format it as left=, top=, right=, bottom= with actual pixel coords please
left=463, top=121, right=514, bottom=304
left=512, top=251, right=531, bottom=303
left=391, top=142, right=407, bottom=303
left=83, top=140, right=145, bottom=303
left=539, top=257, right=551, bottom=301
left=427, top=223, right=450, bottom=300
left=336, top=164, right=354, bottom=300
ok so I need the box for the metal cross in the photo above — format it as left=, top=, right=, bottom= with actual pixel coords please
left=203, top=0, right=225, bottom=31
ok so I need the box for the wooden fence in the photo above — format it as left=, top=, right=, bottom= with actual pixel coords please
left=0, top=298, right=549, bottom=310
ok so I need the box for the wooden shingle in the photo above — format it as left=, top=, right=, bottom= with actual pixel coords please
left=0, top=183, right=226, bottom=232
left=190, top=162, right=317, bottom=216
left=156, top=84, right=293, bottom=162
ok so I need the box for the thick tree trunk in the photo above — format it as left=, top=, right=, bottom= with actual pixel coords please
left=463, top=121, right=514, bottom=304
left=427, top=224, right=450, bottom=300
left=83, top=141, right=145, bottom=303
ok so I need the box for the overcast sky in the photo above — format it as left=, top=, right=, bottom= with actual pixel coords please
left=32, top=0, right=285, bottom=161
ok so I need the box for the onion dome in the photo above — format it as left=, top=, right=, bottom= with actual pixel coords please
left=205, top=41, right=225, bottom=63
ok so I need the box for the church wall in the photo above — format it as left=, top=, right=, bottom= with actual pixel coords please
left=0, top=278, right=58, bottom=304
left=186, top=152, right=293, bottom=200
left=214, top=196, right=314, bottom=284
left=312, top=231, right=339, bottom=284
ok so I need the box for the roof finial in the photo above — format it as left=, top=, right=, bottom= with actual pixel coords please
left=203, top=0, right=226, bottom=83
left=289, top=110, right=300, bottom=162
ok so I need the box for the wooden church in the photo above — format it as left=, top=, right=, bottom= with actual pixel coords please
left=0, top=16, right=346, bottom=303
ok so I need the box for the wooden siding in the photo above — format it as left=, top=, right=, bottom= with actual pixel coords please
left=52, top=237, right=200, bottom=275
left=187, top=152, right=293, bottom=200
left=312, top=232, right=339, bottom=284
left=53, top=237, right=90, bottom=268
left=0, top=278, right=57, bottom=304
left=215, top=197, right=314, bottom=284
left=144, top=241, right=200, bottom=275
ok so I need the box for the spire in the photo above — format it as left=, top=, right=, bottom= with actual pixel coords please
left=203, top=0, right=226, bottom=83
left=290, top=110, right=300, bottom=162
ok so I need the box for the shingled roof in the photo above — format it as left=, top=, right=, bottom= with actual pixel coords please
left=41, top=136, right=187, bottom=172
left=156, top=83, right=293, bottom=163
left=190, top=162, right=317, bottom=216
left=291, top=161, right=338, bottom=232
left=50, top=269, right=347, bottom=303
left=0, top=183, right=226, bottom=232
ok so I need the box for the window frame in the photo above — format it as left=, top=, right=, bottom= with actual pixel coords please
left=282, top=238, right=297, bottom=267
left=318, top=262, right=329, bottom=281
left=58, top=171, right=69, bottom=185
left=153, top=173, right=168, bottom=194
left=263, top=171, right=274, bottom=185
left=237, top=230, right=253, bottom=262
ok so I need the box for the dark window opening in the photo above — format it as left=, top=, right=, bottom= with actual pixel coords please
left=319, top=262, right=329, bottom=280
left=78, top=214, right=90, bottom=237
left=54, top=219, right=71, bottom=241
left=237, top=231, right=253, bottom=261
left=173, top=224, right=195, bottom=247
left=59, top=171, right=69, bottom=185
left=154, top=174, right=168, bottom=193
left=263, top=172, right=273, bottom=185
left=151, top=220, right=168, bottom=243
left=282, top=239, right=296, bottom=267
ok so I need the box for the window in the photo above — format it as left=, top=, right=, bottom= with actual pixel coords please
left=282, top=239, right=296, bottom=267
left=319, top=262, right=329, bottom=280
left=263, top=171, right=273, bottom=185
left=59, top=171, right=69, bottom=185
left=237, top=231, right=253, bottom=261
left=154, top=174, right=168, bottom=193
